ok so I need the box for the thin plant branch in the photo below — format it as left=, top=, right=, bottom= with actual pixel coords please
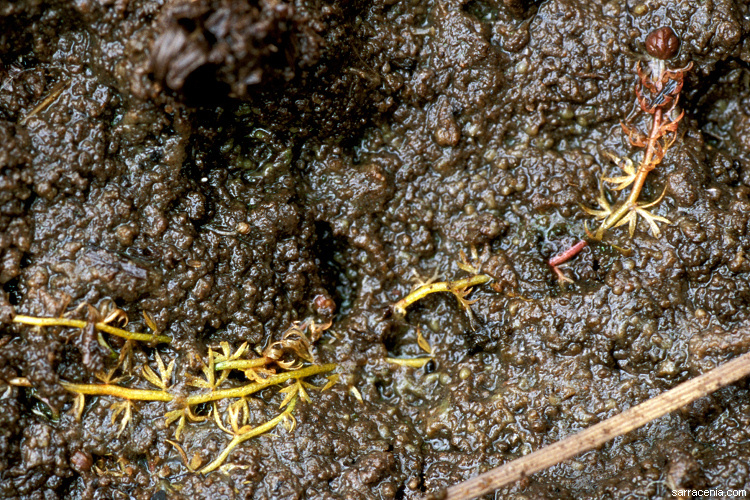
left=13, top=315, right=172, bottom=344
left=61, top=363, right=337, bottom=406
left=199, top=396, right=298, bottom=474
left=444, top=348, right=750, bottom=500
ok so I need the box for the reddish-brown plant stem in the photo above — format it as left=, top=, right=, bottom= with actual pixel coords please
left=626, top=108, right=663, bottom=205
left=548, top=240, right=588, bottom=284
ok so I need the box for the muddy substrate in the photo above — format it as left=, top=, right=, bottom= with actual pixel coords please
left=2, top=0, right=750, bottom=498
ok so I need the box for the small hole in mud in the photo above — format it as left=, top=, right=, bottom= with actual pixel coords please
left=3, top=277, right=22, bottom=305
left=182, top=65, right=231, bottom=104
left=424, top=359, right=436, bottom=373
left=374, top=380, right=393, bottom=400
left=191, top=402, right=211, bottom=417
left=394, top=482, right=406, bottom=500
left=176, top=18, right=197, bottom=33
left=382, top=326, right=399, bottom=353
left=313, top=221, right=354, bottom=319
left=150, top=490, right=167, bottom=500
left=198, top=324, right=221, bottom=344
left=462, top=0, right=499, bottom=22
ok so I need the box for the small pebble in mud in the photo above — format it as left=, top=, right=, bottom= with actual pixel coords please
left=313, top=294, right=336, bottom=317
left=70, top=450, right=92, bottom=473
left=428, top=319, right=440, bottom=332
left=524, top=122, right=539, bottom=137
left=115, top=223, right=139, bottom=246
left=435, top=120, right=461, bottom=147
left=560, top=107, right=575, bottom=120
left=407, top=477, right=420, bottom=490
left=482, top=192, right=497, bottom=209
left=433, top=97, right=461, bottom=147
left=645, top=26, right=680, bottom=60
left=633, top=3, right=648, bottom=16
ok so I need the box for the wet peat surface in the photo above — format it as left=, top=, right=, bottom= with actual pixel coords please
left=2, top=0, right=750, bottom=498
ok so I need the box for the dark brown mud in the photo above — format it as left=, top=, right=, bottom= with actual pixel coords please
left=2, top=0, right=750, bottom=498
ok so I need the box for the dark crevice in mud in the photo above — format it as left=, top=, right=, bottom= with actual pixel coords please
left=11, top=383, right=34, bottom=417
left=196, top=323, right=221, bottom=344
left=691, top=62, right=750, bottom=113
left=394, top=482, right=406, bottom=500
left=374, top=378, right=394, bottom=401
left=690, top=57, right=750, bottom=104
left=124, top=244, right=156, bottom=262
left=313, top=221, right=355, bottom=319
left=150, top=490, right=168, bottom=500
left=462, top=0, right=502, bottom=22
left=463, top=0, right=540, bottom=23
left=466, top=320, right=510, bottom=354
left=591, top=255, right=601, bottom=273
left=58, top=475, right=78, bottom=499
left=424, top=358, right=437, bottom=373
left=190, top=402, right=212, bottom=419
left=690, top=62, right=750, bottom=182
left=381, top=325, right=400, bottom=354
left=4, top=277, right=23, bottom=306
left=179, top=65, right=232, bottom=106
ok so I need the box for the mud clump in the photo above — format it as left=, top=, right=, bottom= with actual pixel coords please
left=150, top=0, right=327, bottom=100
left=148, top=0, right=390, bottom=137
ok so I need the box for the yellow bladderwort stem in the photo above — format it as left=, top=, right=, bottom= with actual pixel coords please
left=199, top=397, right=298, bottom=474
left=392, top=274, right=491, bottom=317
left=13, top=315, right=172, bottom=344
left=184, top=363, right=336, bottom=405
left=59, top=363, right=337, bottom=406
left=18, top=310, right=335, bottom=474
left=59, top=381, right=173, bottom=401
left=385, top=357, right=433, bottom=368
left=214, top=358, right=270, bottom=371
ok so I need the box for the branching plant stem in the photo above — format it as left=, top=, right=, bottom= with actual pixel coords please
left=199, top=397, right=298, bottom=474
left=61, top=363, right=337, bottom=406
left=183, top=363, right=336, bottom=406
left=60, top=381, right=173, bottom=401
left=214, top=358, right=271, bottom=371
left=15, top=309, right=336, bottom=475
left=13, top=315, right=172, bottom=344
left=392, top=274, right=491, bottom=317
left=593, top=107, right=671, bottom=239
left=585, top=59, right=690, bottom=240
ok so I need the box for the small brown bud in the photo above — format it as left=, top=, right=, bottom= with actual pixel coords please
left=71, top=450, right=93, bottom=473
left=313, top=294, right=336, bottom=318
left=645, top=26, right=680, bottom=60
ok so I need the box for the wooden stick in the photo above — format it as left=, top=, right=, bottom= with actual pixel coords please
left=445, top=349, right=750, bottom=500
